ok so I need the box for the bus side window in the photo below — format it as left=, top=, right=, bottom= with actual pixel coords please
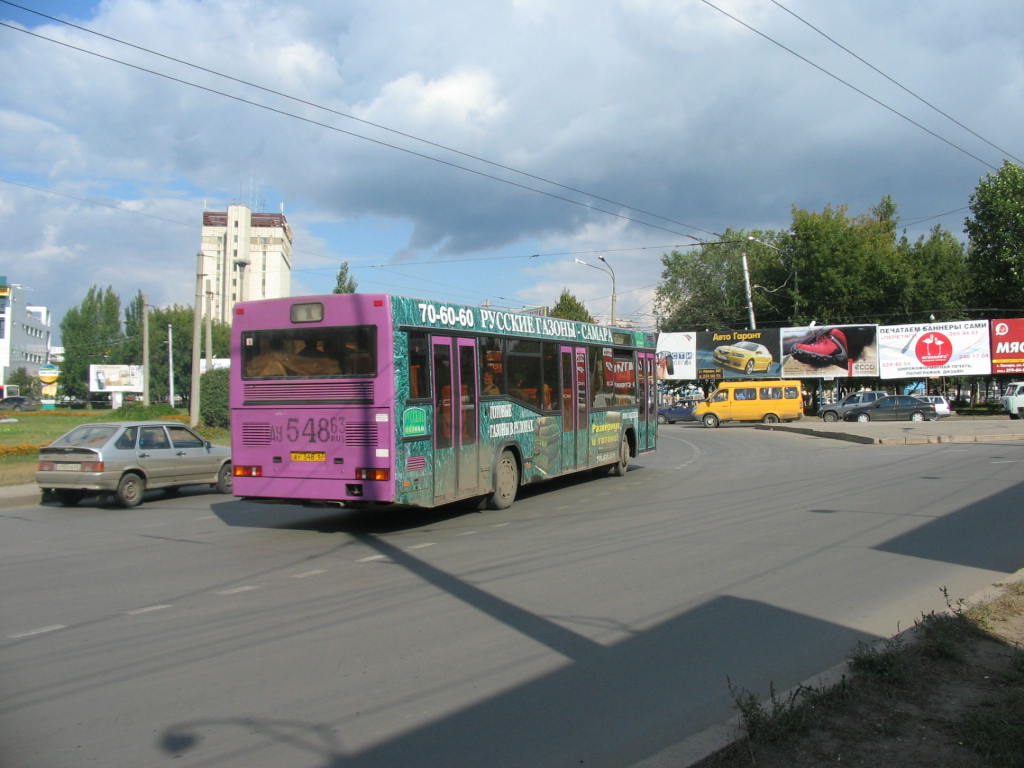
left=408, top=333, right=429, bottom=400
left=785, top=386, right=799, bottom=399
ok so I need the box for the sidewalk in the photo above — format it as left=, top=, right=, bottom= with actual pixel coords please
left=754, top=415, right=1024, bottom=445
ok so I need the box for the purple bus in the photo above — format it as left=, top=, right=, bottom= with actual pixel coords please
left=230, top=293, right=658, bottom=510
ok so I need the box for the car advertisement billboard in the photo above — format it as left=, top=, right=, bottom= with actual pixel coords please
left=654, top=332, right=697, bottom=380
left=780, top=325, right=879, bottom=378
left=877, top=320, right=991, bottom=379
left=990, top=318, right=1024, bottom=375
left=696, top=328, right=781, bottom=380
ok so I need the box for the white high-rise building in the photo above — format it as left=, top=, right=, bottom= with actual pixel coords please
left=199, top=204, right=292, bottom=324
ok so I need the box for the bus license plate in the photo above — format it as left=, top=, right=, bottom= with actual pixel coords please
left=291, top=451, right=326, bottom=462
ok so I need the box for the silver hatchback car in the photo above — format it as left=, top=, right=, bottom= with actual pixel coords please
left=36, top=421, right=232, bottom=507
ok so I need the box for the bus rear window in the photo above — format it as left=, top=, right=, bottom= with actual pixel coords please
left=241, top=326, right=377, bottom=378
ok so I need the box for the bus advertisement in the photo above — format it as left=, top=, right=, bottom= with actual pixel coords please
left=229, top=294, right=658, bottom=510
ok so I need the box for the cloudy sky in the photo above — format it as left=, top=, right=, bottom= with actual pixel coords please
left=2, top=0, right=1021, bottom=340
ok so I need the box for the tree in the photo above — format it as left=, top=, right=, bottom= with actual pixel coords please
left=59, top=286, right=123, bottom=401
left=964, top=160, right=1024, bottom=316
left=333, top=261, right=358, bottom=294
left=143, top=305, right=230, bottom=405
left=655, top=228, right=755, bottom=330
left=550, top=289, right=595, bottom=323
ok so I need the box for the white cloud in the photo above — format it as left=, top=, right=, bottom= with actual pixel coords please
left=0, top=0, right=1021, bottom=336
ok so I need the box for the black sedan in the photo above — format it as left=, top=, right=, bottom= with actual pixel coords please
left=0, top=396, right=39, bottom=411
left=843, top=395, right=938, bottom=422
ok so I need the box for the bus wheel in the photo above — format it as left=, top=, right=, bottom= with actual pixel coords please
left=763, top=413, right=779, bottom=424
left=610, top=433, right=630, bottom=477
left=486, top=450, right=519, bottom=510
left=702, top=413, right=720, bottom=428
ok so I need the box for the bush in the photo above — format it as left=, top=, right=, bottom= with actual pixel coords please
left=113, top=402, right=183, bottom=420
left=200, top=368, right=230, bottom=428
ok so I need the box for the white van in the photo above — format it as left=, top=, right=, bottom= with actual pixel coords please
left=1000, top=382, right=1024, bottom=419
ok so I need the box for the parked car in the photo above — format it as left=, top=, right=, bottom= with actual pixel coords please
left=818, top=391, right=889, bottom=422
left=658, top=401, right=698, bottom=424
left=0, top=395, right=39, bottom=411
left=1001, top=381, right=1024, bottom=419
left=917, top=395, right=952, bottom=417
left=842, top=395, right=938, bottom=422
left=36, top=421, right=232, bottom=507
left=712, top=341, right=773, bottom=375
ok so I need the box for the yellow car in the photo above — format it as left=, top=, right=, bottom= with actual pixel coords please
left=712, top=341, right=773, bottom=374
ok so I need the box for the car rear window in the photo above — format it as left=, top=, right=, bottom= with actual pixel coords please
left=52, top=425, right=118, bottom=447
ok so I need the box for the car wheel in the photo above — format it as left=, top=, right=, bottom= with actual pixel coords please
left=55, top=489, right=86, bottom=507
left=911, top=411, right=925, bottom=422
left=115, top=473, right=145, bottom=507
left=702, top=413, right=720, bottom=428
left=763, top=413, right=779, bottom=424
left=657, top=414, right=667, bottom=424
left=12, top=404, right=23, bottom=412
left=610, top=433, right=630, bottom=477
left=821, top=411, right=838, bottom=423
left=857, top=413, right=871, bottom=423
left=215, top=463, right=233, bottom=494
left=486, top=450, right=519, bottom=510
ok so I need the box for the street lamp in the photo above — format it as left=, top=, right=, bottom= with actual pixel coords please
left=574, top=257, right=617, bottom=326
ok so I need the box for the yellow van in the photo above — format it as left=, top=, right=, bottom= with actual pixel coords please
left=694, top=380, right=804, bottom=427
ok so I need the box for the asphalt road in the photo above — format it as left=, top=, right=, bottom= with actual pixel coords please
left=2, top=426, right=1022, bottom=767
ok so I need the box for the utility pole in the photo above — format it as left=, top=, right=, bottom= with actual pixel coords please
left=741, top=251, right=756, bottom=330
left=205, top=279, right=213, bottom=371
left=189, top=251, right=203, bottom=427
left=167, top=324, right=175, bottom=408
left=142, top=295, right=150, bottom=404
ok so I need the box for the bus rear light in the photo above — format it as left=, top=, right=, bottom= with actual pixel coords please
left=234, top=465, right=263, bottom=477
left=355, top=468, right=389, bottom=481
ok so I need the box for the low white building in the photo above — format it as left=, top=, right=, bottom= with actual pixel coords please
left=0, top=277, right=51, bottom=384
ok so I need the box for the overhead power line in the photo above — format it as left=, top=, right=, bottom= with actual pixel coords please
left=767, top=0, right=1023, bottom=166
left=698, top=0, right=1001, bottom=171
left=0, top=0, right=717, bottom=241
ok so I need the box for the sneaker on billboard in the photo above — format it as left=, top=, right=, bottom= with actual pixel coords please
left=791, top=328, right=849, bottom=367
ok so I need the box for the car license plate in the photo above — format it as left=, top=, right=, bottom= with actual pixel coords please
left=55, top=463, right=82, bottom=471
left=291, top=451, right=326, bottom=462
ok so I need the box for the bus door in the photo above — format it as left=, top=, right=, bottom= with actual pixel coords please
left=560, top=346, right=589, bottom=471
left=431, top=337, right=480, bottom=503
left=637, top=351, right=656, bottom=449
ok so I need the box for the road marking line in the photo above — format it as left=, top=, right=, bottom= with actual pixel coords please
left=195, top=515, right=217, bottom=520
left=493, top=522, right=510, bottom=528
left=9, top=624, right=66, bottom=639
left=357, top=554, right=388, bottom=563
left=291, top=569, right=326, bottom=579
left=456, top=530, right=478, bottom=536
left=991, top=460, right=1018, bottom=464
left=125, top=604, right=172, bottom=615
left=216, top=585, right=260, bottom=595
left=407, top=542, right=435, bottom=550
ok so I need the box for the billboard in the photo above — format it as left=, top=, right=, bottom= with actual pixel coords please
left=89, top=364, right=144, bottom=393
left=696, top=328, right=781, bottom=380
left=780, top=325, right=879, bottom=378
left=877, top=321, right=991, bottom=379
left=654, top=332, right=697, bottom=380
left=990, top=318, right=1024, bottom=375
